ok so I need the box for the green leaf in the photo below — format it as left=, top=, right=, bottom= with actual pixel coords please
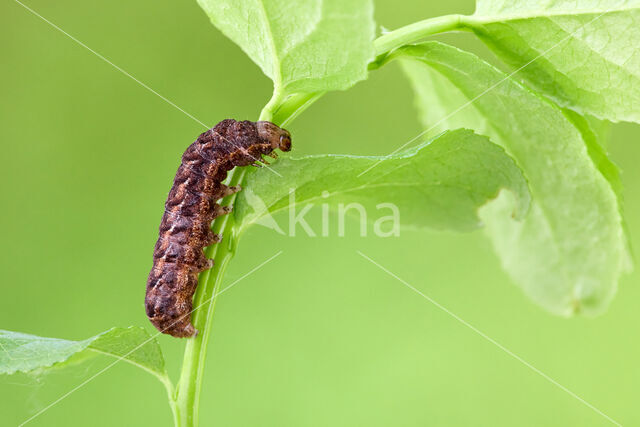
left=397, top=41, right=629, bottom=315
left=234, top=129, right=530, bottom=234
left=463, top=0, right=640, bottom=122
left=196, top=0, right=374, bottom=95
left=0, top=327, right=167, bottom=380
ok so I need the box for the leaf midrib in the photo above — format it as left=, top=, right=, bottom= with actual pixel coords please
left=87, top=347, right=168, bottom=381
left=256, top=0, right=282, bottom=89
left=238, top=175, right=500, bottom=234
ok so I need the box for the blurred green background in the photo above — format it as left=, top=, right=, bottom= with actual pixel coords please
left=1, top=0, right=639, bottom=426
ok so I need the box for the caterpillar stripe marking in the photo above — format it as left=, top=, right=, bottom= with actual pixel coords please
left=145, top=119, right=291, bottom=337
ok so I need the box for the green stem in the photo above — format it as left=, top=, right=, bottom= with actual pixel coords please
left=161, top=376, right=180, bottom=426
left=260, top=89, right=286, bottom=122
left=372, top=14, right=465, bottom=67
left=174, top=168, right=245, bottom=427
left=271, top=92, right=325, bottom=127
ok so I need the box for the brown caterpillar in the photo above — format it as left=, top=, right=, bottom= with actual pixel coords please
left=145, top=119, right=291, bottom=337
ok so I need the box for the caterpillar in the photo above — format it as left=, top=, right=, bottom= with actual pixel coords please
left=145, top=119, right=292, bottom=338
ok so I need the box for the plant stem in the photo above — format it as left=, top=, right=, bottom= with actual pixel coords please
left=372, top=14, right=465, bottom=66
left=271, top=92, right=325, bottom=127
left=161, top=376, right=180, bottom=426
left=260, top=89, right=286, bottom=122
left=174, top=168, right=245, bottom=427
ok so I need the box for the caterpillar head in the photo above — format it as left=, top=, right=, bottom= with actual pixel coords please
left=256, top=121, right=292, bottom=152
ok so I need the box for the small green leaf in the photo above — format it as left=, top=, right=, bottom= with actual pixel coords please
left=398, top=41, right=629, bottom=315
left=465, top=0, right=640, bottom=122
left=197, top=0, right=374, bottom=95
left=0, top=327, right=167, bottom=380
left=234, top=129, right=530, bottom=234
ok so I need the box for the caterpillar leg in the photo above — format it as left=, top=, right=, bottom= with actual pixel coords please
left=220, top=184, right=242, bottom=198
left=202, top=230, right=222, bottom=246
left=213, top=204, right=233, bottom=216
left=193, top=248, right=214, bottom=271
left=251, top=159, right=272, bottom=167
left=195, top=256, right=214, bottom=272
